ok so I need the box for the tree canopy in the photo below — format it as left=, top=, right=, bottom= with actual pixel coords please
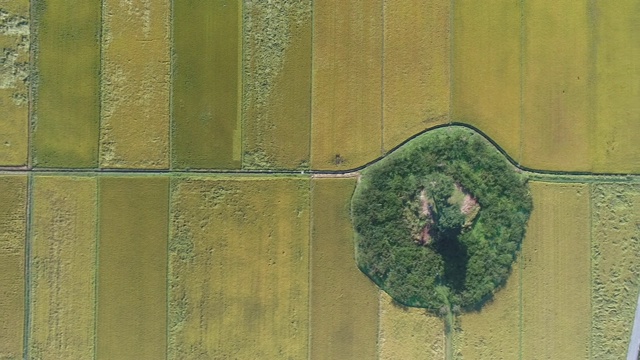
left=351, top=127, right=532, bottom=312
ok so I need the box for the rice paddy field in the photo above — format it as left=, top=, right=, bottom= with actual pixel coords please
left=171, top=0, right=242, bottom=170
left=100, top=0, right=170, bottom=169
left=310, top=178, right=379, bottom=360
left=169, top=177, right=309, bottom=359
left=0, top=176, right=27, bottom=359
left=0, top=0, right=639, bottom=359
left=452, top=0, right=522, bottom=160
left=31, top=0, right=101, bottom=168
left=0, top=0, right=29, bottom=167
left=378, top=291, right=444, bottom=360
left=521, top=0, right=592, bottom=172
left=242, top=0, right=312, bottom=170
left=310, top=0, right=383, bottom=170
left=97, top=177, right=168, bottom=359
left=28, top=176, right=96, bottom=359
left=382, top=0, right=450, bottom=152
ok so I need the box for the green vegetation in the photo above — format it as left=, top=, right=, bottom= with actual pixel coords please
left=33, top=0, right=100, bottom=168
left=352, top=127, right=532, bottom=312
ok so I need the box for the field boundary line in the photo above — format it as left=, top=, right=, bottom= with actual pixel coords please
left=166, top=177, right=172, bottom=358
left=23, top=173, right=33, bottom=359
left=27, top=0, right=36, bottom=169
left=448, top=0, right=454, bottom=126
left=380, top=0, right=385, bottom=155
left=4, top=123, right=640, bottom=178
left=307, top=178, right=313, bottom=360
left=518, top=0, right=525, bottom=166
left=98, top=0, right=105, bottom=168
left=168, top=0, right=175, bottom=171
left=519, top=251, right=523, bottom=360
left=93, top=177, right=101, bottom=360
left=589, top=182, right=594, bottom=359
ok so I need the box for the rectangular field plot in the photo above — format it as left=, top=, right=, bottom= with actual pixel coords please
left=452, top=0, right=522, bottom=160
left=32, top=0, right=100, bottom=168
left=97, top=177, right=168, bottom=360
left=28, top=176, right=96, bottom=359
left=172, top=0, right=242, bottom=169
left=521, top=182, right=591, bottom=359
left=521, top=0, right=591, bottom=171
left=243, top=1, right=312, bottom=169
left=383, top=0, right=449, bottom=152
left=100, top=0, right=170, bottom=169
left=378, top=291, right=444, bottom=360
left=310, top=178, right=378, bottom=360
left=169, top=177, right=309, bottom=359
left=0, top=0, right=29, bottom=166
left=592, top=1, right=640, bottom=173
left=591, top=184, right=640, bottom=358
left=0, top=176, right=26, bottom=358
left=456, top=258, right=521, bottom=360
left=311, top=0, right=383, bottom=170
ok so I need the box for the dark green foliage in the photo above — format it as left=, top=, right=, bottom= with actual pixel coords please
left=351, top=127, right=532, bottom=312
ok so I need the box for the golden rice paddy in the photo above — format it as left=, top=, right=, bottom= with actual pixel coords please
left=310, top=178, right=379, bottom=360
left=28, top=176, right=96, bottom=359
left=0, top=175, right=27, bottom=359
left=169, top=177, right=310, bottom=359
left=311, top=1, right=383, bottom=170
left=382, top=0, right=450, bottom=152
left=97, top=177, right=168, bottom=359
left=0, top=0, right=29, bottom=166
left=243, top=0, right=312, bottom=169
left=100, top=0, right=170, bottom=169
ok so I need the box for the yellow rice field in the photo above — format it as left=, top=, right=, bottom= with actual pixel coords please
left=382, top=0, right=449, bottom=152
left=591, top=183, right=640, bottom=358
left=243, top=1, right=312, bottom=169
left=310, top=178, right=379, bottom=359
left=169, top=177, right=309, bottom=359
left=592, top=1, right=640, bottom=173
left=521, top=182, right=591, bottom=359
left=0, top=0, right=29, bottom=166
left=0, top=175, right=26, bottom=359
left=452, top=0, right=522, bottom=161
left=521, top=0, right=591, bottom=171
left=311, top=1, right=383, bottom=170
left=32, top=0, right=100, bottom=168
left=456, top=258, right=522, bottom=359
left=97, top=177, right=168, bottom=360
left=378, top=291, right=444, bottom=360
left=28, top=176, right=96, bottom=359
left=172, top=0, right=242, bottom=169
left=100, top=0, right=170, bottom=169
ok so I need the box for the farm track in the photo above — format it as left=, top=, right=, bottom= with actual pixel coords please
left=2, top=123, right=640, bottom=179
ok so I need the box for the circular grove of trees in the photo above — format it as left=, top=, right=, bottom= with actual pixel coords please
left=351, top=127, right=533, bottom=312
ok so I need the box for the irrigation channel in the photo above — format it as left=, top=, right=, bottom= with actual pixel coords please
left=4, top=123, right=640, bottom=358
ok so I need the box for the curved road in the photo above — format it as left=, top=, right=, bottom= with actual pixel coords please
left=3, top=123, right=640, bottom=358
